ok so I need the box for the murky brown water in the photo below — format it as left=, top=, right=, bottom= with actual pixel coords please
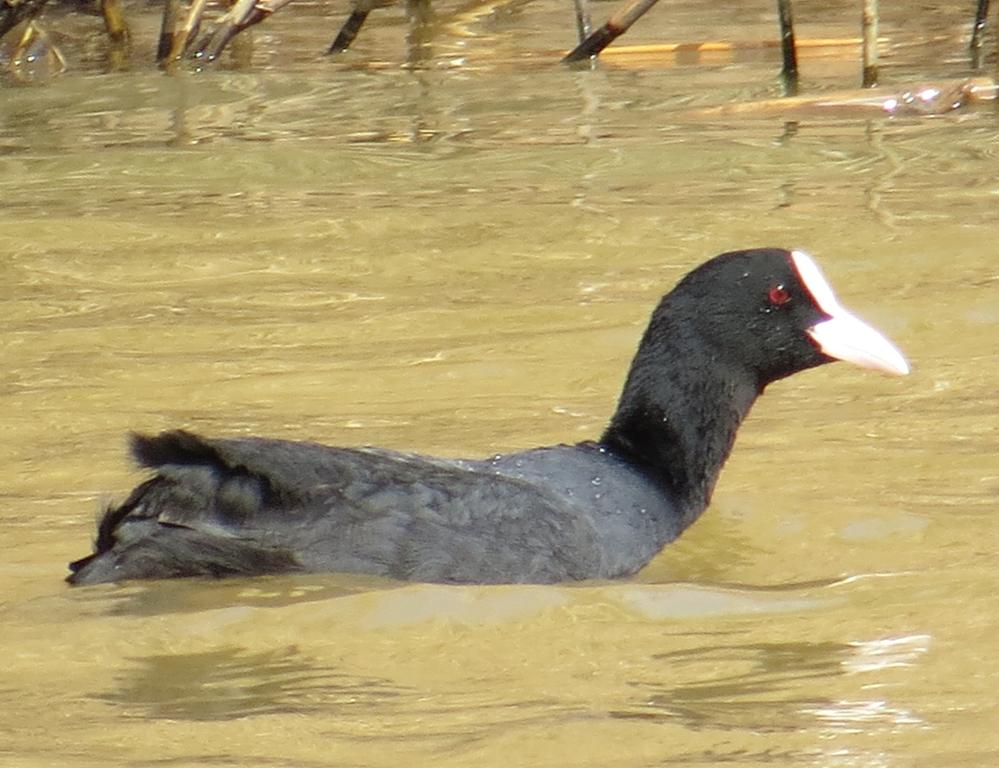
left=2, top=1, right=998, bottom=766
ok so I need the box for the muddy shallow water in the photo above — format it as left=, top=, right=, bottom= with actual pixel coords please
left=2, top=1, right=998, bottom=766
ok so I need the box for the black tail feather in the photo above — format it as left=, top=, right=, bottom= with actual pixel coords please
left=67, top=430, right=302, bottom=585
left=129, top=430, right=283, bottom=505
left=66, top=477, right=162, bottom=579
left=130, top=430, right=227, bottom=470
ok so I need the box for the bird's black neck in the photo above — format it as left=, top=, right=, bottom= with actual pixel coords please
left=599, top=309, right=762, bottom=529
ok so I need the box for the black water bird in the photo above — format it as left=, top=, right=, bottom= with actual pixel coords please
left=67, top=248, right=909, bottom=586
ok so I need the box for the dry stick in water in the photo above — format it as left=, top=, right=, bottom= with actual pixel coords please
left=165, top=0, right=209, bottom=61
left=0, top=0, right=49, bottom=39
left=193, top=0, right=256, bottom=60
left=776, top=0, right=798, bottom=93
left=197, top=0, right=296, bottom=60
left=100, top=0, right=129, bottom=44
left=970, top=0, right=991, bottom=69
left=99, top=0, right=130, bottom=71
left=673, top=77, right=998, bottom=121
left=564, top=0, right=801, bottom=81
left=329, top=9, right=370, bottom=53
left=562, top=0, right=659, bottom=62
left=572, top=0, right=591, bottom=42
left=861, top=0, right=879, bottom=87
left=328, top=0, right=397, bottom=54
left=157, top=0, right=182, bottom=62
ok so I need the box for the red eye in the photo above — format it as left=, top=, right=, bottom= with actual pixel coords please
left=768, top=284, right=791, bottom=306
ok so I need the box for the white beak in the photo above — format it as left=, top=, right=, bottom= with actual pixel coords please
left=807, top=311, right=910, bottom=376
left=791, top=250, right=910, bottom=376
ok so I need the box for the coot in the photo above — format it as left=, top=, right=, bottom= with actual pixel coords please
left=67, top=248, right=909, bottom=586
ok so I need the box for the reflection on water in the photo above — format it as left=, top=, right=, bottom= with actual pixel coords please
left=2, top=1, right=997, bottom=766
left=104, top=646, right=408, bottom=721
left=805, top=699, right=922, bottom=733
left=619, top=635, right=928, bottom=734
left=80, top=574, right=406, bottom=618
left=843, top=634, right=930, bottom=674
left=617, top=582, right=831, bottom=619
left=618, top=640, right=854, bottom=731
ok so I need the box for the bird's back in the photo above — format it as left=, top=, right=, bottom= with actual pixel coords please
left=68, top=431, right=681, bottom=585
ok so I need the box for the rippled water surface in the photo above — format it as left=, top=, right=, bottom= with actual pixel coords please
left=2, top=1, right=998, bottom=766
